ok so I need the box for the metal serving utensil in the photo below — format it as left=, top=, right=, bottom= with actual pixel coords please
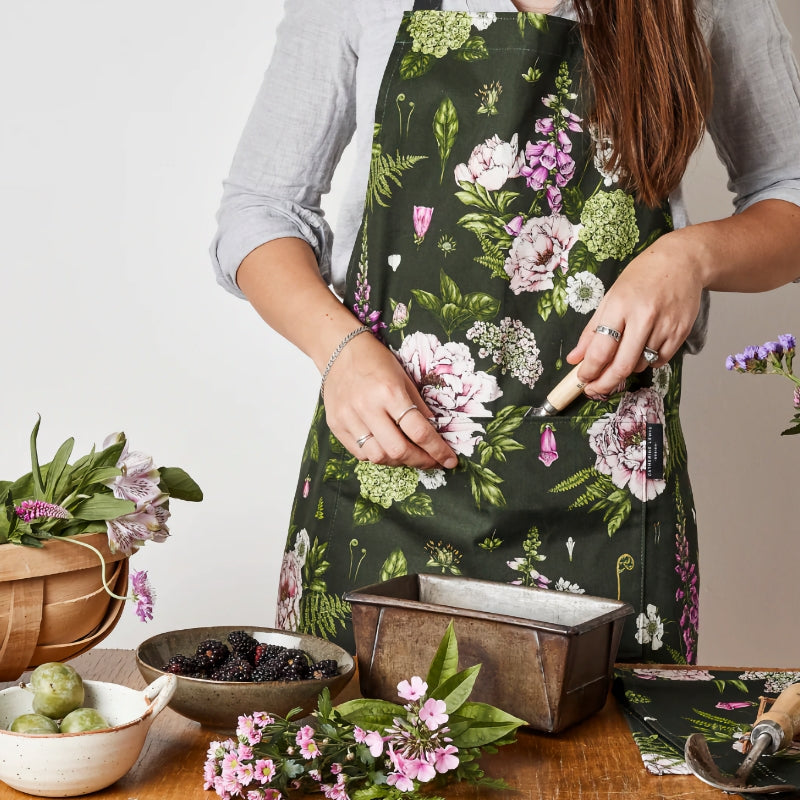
left=684, top=682, right=800, bottom=794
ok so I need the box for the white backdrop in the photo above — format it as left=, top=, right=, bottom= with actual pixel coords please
left=1, top=1, right=797, bottom=667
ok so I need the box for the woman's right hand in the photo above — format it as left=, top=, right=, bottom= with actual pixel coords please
left=321, top=330, right=459, bottom=470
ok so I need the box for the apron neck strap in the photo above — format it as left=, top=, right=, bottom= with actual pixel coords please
left=412, top=0, right=444, bottom=9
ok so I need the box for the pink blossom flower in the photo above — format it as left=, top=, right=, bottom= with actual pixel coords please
left=395, top=332, right=502, bottom=457
left=386, top=772, right=414, bottom=792
left=203, top=759, right=217, bottom=790
left=364, top=731, right=385, bottom=757
left=237, top=716, right=263, bottom=745
left=588, top=388, right=668, bottom=502
left=453, top=133, right=524, bottom=191
left=252, top=712, right=274, bottom=728
left=419, top=698, right=449, bottom=730
left=392, top=302, right=409, bottom=328
left=433, top=744, right=460, bottom=773
left=330, top=763, right=343, bottom=775
left=263, top=791, right=283, bottom=800
left=504, top=215, right=579, bottom=294
left=538, top=424, right=558, bottom=466
left=413, top=206, right=434, bottom=244
left=397, top=676, right=428, bottom=701
left=254, top=759, right=276, bottom=784
left=14, top=500, right=69, bottom=522
left=716, top=701, right=752, bottom=711
left=503, top=214, right=524, bottom=237
left=275, top=532, right=308, bottom=631
left=302, top=476, right=310, bottom=498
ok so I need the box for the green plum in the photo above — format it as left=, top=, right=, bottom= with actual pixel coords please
left=30, top=661, right=84, bottom=720
left=9, top=713, right=60, bottom=734
left=59, top=707, right=109, bottom=733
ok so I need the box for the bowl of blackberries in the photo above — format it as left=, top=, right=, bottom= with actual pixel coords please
left=134, top=626, right=354, bottom=730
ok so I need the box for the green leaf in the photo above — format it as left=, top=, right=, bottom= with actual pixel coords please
left=29, top=417, right=45, bottom=499
left=439, top=270, right=463, bottom=306
left=353, top=496, right=384, bottom=526
left=43, top=437, right=74, bottom=502
left=410, top=289, right=441, bottom=315
left=336, top=698, right=405, bottom=730
left=397, top=492, right=434, bottom=517
left=399, top=50, right=433, bottom=80
left=448, top=701, right=527, bottom=748
left=561, top=186, right=585, bottom=220
left=158, top=467, right=203, bottom=501
left=324, top=460, right=352, bottom=482
left=493, top=190, right=520, bottom=215
left=70, top=494, right=136, bottom=521
left=433, top=96, right=458, bottom=183
left=429, top=664, right=481, bottom=713
left=552, top=283, right=568, bottom=317
left=453, top=34, right=489, bottom=62
left=464, top=292, right=500, bottom=321
left=80, top=466, right=123, bottom=488
left=426, top=620, right=459, bottom=690
left=537, top=292, right=553, bottom=322
left=379, top=548, right=408, bottom=582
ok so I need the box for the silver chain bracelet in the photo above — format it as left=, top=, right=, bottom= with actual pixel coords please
left=320, top=325, right=372, bottom=399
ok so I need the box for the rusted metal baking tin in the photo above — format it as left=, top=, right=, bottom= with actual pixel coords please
left=345, top=574, right=633, bottom=733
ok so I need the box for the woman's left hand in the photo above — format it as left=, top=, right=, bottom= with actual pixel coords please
left=566, top=232, right=704, bottom=398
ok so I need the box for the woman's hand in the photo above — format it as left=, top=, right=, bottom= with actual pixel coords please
left=566, top=230, right=704, bottom=398
left=322, top=331, right=459, bottom=470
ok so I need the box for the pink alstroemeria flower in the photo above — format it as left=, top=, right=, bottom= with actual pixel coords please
left=103, top=433, right=163, bottom=506
left=413, top=205, right=434, bottom=245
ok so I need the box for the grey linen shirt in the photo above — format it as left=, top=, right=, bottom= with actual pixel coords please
left=210, top=0, right=800, bottom=352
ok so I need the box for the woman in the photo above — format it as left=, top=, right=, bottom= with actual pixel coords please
left=211, top=0, right=800, bottom=662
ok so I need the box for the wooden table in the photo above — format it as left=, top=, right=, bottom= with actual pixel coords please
left=1, top=650, right=740, bottom=800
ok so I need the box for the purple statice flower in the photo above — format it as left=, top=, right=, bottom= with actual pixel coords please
left=779, top=333, right=796, bottom=351
left=14, top=500, right=70, bottom=522
left=674, top=527, right=698, bottom=664
left=129, top=568, right=155, bottom=622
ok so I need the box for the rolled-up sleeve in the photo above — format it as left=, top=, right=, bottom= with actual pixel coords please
left=706, top=0, right=800, bottom=213
left=210, top=0, right=358, bottom=298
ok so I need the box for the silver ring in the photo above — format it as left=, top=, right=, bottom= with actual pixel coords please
left=642, top=347, right=659, bottom=364
left=356, top=433, right=374, bottom=448
left=595, top=325, right=621, bottom=343
left=394, top=405, right=419, bottom=426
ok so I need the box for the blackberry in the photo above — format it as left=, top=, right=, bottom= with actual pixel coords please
left=163, top=654, right=196, bottom=675
left=254, top=643, right=287, bottom=666
left=282, top=648, right=311, bottom=669
left=211, top=655, right=253, bottom=682
left=252, top=661, right=283, bottom=682
left=280, top=660, right=310, bottom=681
left=227, top=630, right=260, bottom=665
left=310, top=660, right=339, bottom=680
left=195, top=639, right=230, bottom=668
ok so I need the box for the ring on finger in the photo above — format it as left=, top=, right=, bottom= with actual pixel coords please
left=394, top=404, right=420, bottom=426
left=356, top=432, right=374, bottom=448
left=595, top=324, right=622, bottom=342
left=642, top=347, right=659, bottom=364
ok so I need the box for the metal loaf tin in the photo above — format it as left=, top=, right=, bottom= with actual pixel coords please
left=345, top=574, right=633, bottom=733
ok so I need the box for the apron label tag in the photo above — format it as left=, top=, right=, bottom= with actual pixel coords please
left=646, top=423, right=664, bottom=480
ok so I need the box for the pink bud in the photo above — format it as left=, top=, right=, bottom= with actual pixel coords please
left=538, top=424, right=558, bottom=467
left=413, top=206, right=434, bottom=243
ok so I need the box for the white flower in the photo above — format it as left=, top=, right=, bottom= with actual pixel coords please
left=651, top=364, right=672, bottom=397
left=635, top=604, right=664, bottom=650
left=470, top=11, right=496, bottom=30
left=566, top=270, right=605, bottom=314
left=388, top=254, right=401, bottom=271
left=417, top=468, right=447, bottom=490
left=554, top=577, right=585, bottom=593
left=566, top=536, right=575, bottom=561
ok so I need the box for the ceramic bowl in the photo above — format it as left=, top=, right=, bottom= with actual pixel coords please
left=135, top=626, right=355, bottom=730
left=0, top=674, right=175, bottom=797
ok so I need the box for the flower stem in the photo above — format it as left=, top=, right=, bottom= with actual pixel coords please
left=58, top=536, right=129, bottom=601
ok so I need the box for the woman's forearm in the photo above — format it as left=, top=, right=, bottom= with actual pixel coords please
left=236, top=237, right=365, bottom=375
left=650, top=198, right=800, bottom=293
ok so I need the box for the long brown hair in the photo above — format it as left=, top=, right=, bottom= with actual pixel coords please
left=573, top=0, right=712, bottom=206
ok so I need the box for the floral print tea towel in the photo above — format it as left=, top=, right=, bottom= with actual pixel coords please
left=613, top=667, right=800, bottom=798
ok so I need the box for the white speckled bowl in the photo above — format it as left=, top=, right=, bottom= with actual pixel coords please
left=0, top=674, right=175, bottom=797
left=135, top=626, right=355, bottom=731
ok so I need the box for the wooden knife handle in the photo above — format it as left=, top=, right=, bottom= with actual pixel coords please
left=544, top=363, right=586, bottom=412
left=752, top=682, right=800, bottom=751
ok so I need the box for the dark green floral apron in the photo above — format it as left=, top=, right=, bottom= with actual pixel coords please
left=276, top=4, right=700, bottom=664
